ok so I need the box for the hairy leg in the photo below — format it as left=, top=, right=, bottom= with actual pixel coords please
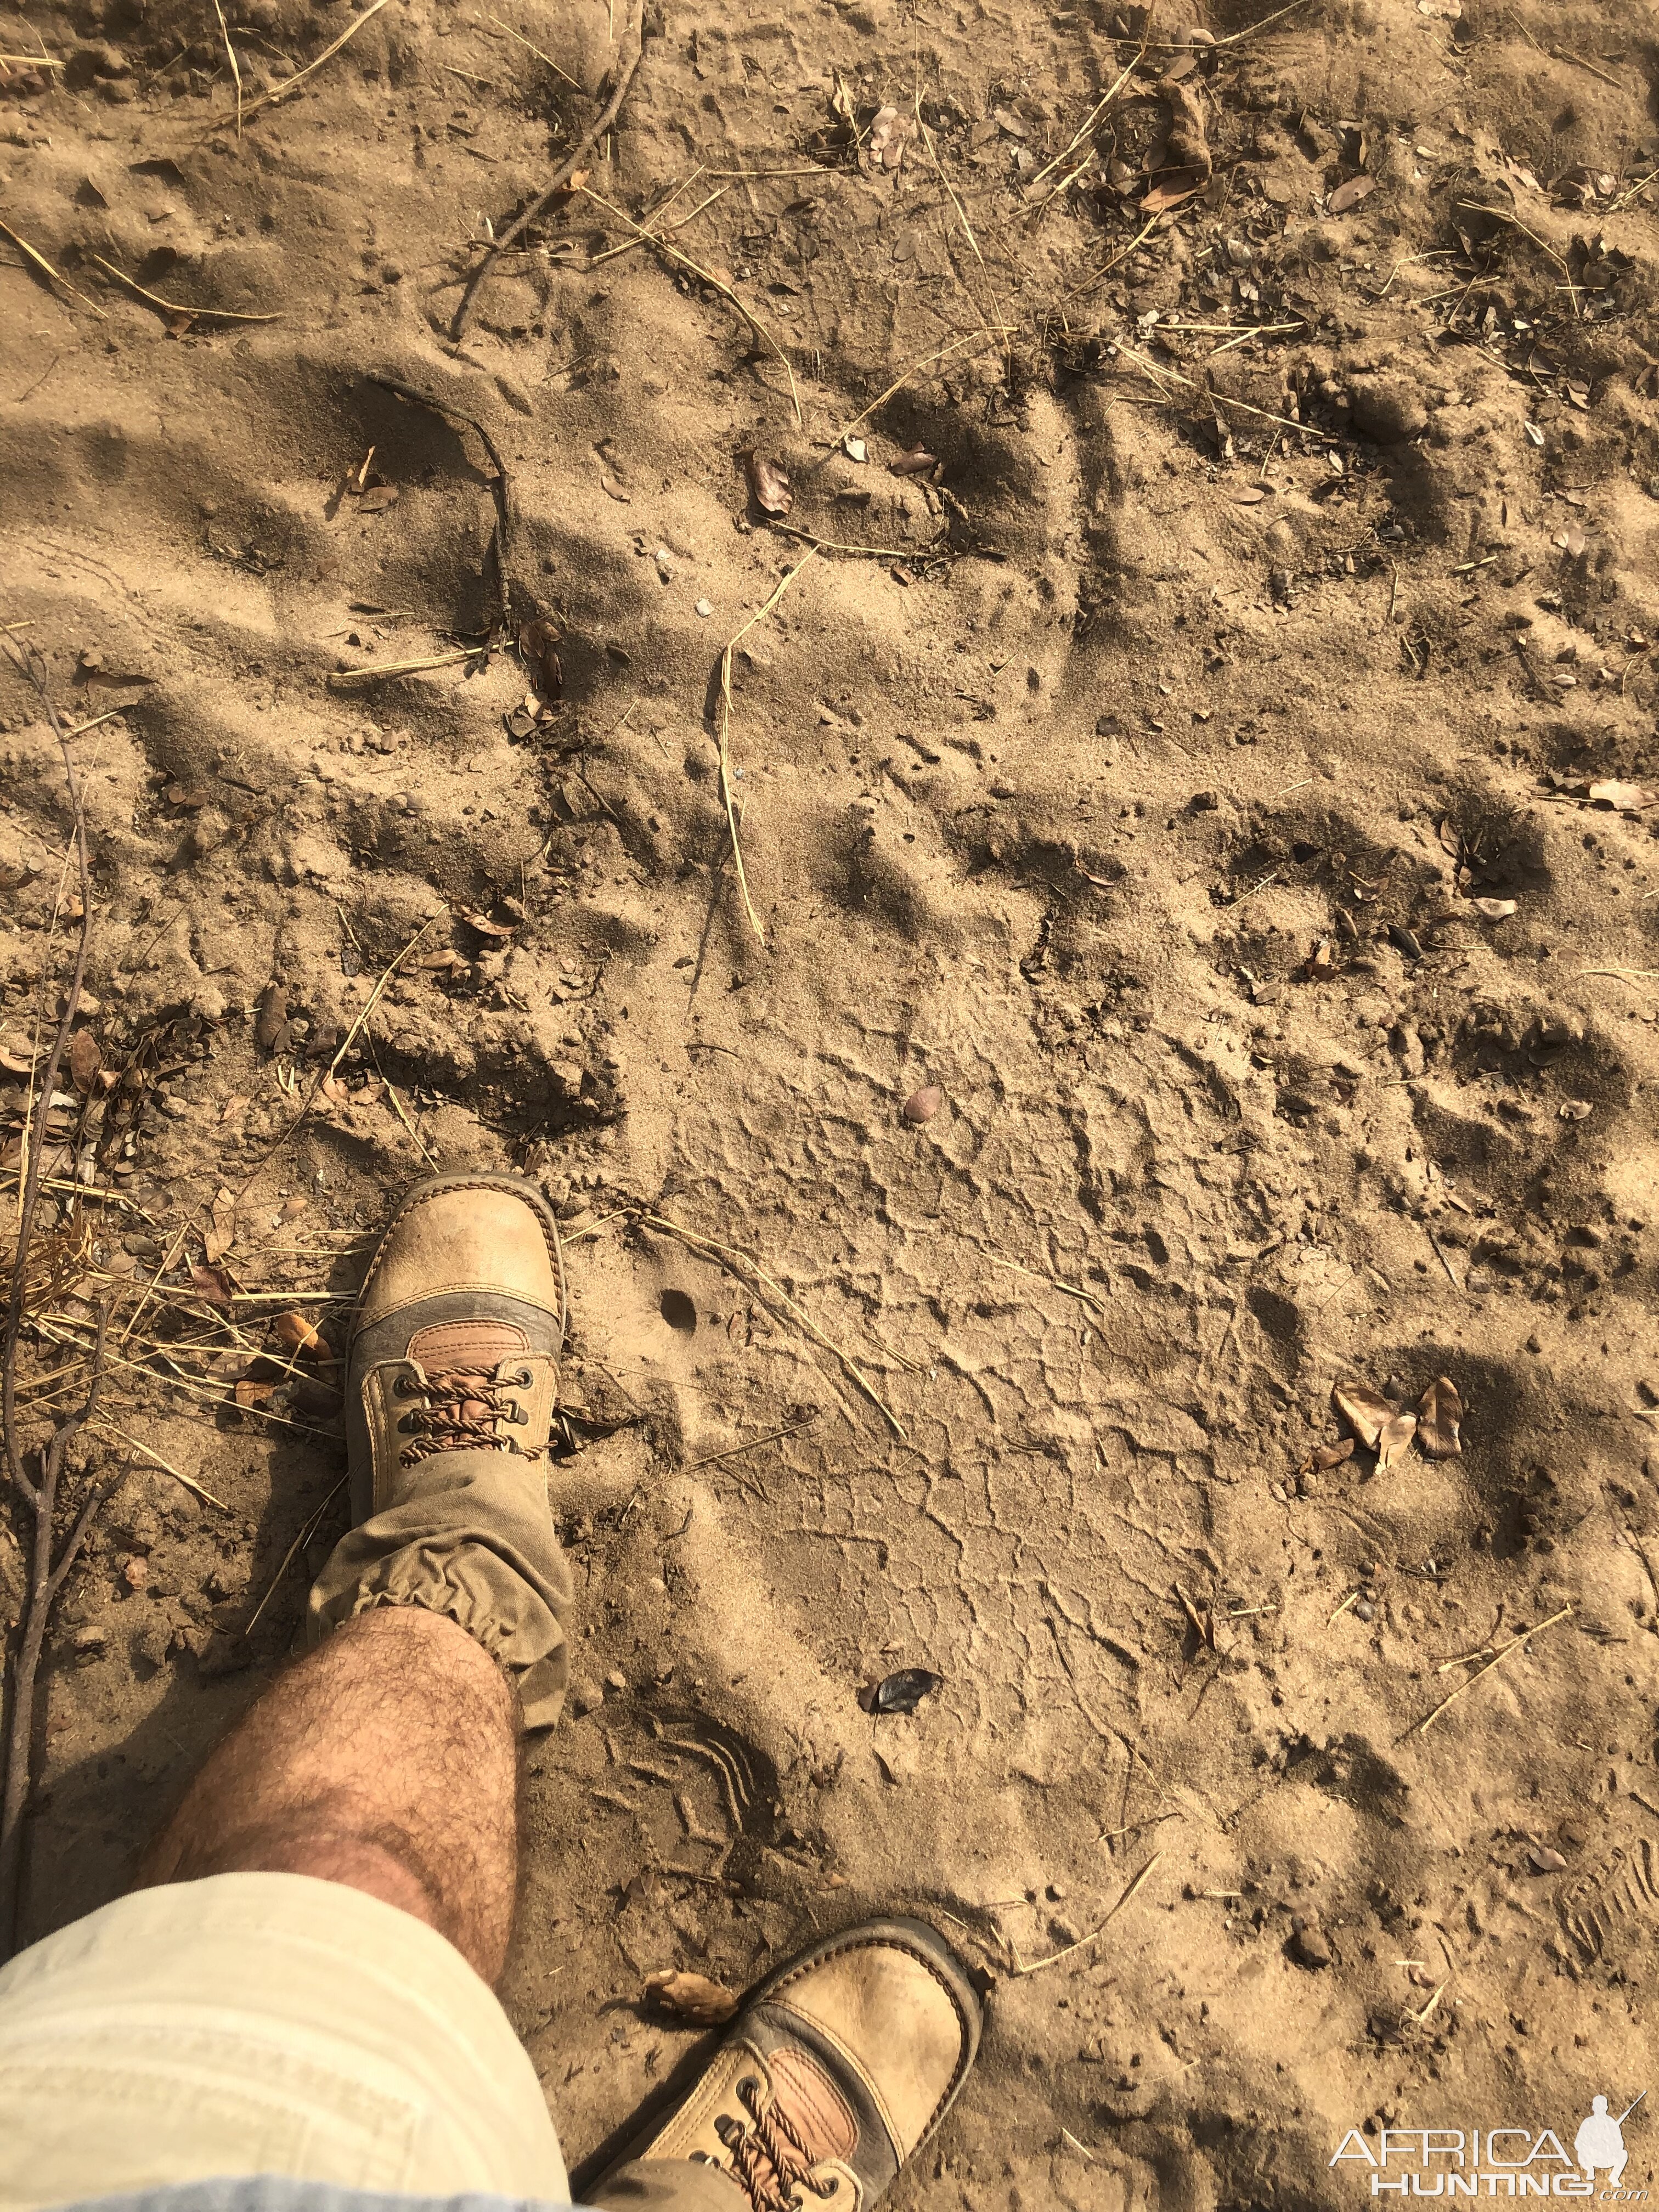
left=137, top=1606, right=519, bottom=1984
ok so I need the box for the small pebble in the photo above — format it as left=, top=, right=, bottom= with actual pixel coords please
left=695, top=597, right=713, bottom=617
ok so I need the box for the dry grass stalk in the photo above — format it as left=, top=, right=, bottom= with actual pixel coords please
left=714, top=549, right=820, bottom=943
left=0, top=643, right=114, bottom=1956
left=1010, top=1850, right=1164, bottom=1975
left=239, top=0, right=394, bottom=118
left=578, top=181, right=803, bottom=428
left=633, top=1205, right=905, bottom=1439
left=1413, top=1604, right=1573, bottom=1734
left=0, top=216, right=105, bottom=318
left=211, top=0, right=243, bottom=139
left=89, top=253, right=280, bottom=324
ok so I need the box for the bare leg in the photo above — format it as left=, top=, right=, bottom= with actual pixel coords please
left=137, top=1606, right=518, bottom=1985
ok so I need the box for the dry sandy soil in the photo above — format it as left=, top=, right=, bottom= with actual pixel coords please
left=4, top=0, right=1659, bottom=2201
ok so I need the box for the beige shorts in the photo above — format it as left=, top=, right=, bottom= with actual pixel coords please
left=0, top=1872, right=570, bottom=2212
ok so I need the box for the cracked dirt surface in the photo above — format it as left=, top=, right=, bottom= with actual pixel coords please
left=4, top=0, right=1659, bottom=2202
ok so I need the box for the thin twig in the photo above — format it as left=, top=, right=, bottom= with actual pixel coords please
left=578, top=182, right=802, bottom=428
left=242, top=1476, right=346, bottom=1635
left=830, top=326, right=994, bottom=450
left=0, top=216, right=105, bottom=318
left=325, top=646, right=482, bottom=686
left=87, top=1417, right=230, bottom=1511
left=89, top=253, right=280, bottom=324
left=239, top=0, right=394, bottom=118
left=684, top=1417, right=817, bottom=1472
left=1413, top=1605, right=1572, bottom=1734
left=364, top=373, right=521, bottom=627
left=452, top=0, right=646, bottom=341
left=1010, top=1850, right=1164, bottom=1975
left=714, top=551, right=820, bottom=940
left=212, top=0, right=243, bottom=139
left=1114, top=343, right=1338, bottom=442
left=0, top=645, right=111, bottom=1954
left=633, top=1206, right=905, bottom=1439
left=481, top=12, right=581, bottom=89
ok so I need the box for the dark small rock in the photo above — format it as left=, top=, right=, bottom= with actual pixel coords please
left=1290, top=1915, right=1333, bottom=1968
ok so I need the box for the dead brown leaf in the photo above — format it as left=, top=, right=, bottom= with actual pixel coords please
left=204, top=1186, right=238, bottom=1265
left=864, top=104, right=915, bottom=174
left=746, top=452, right=793, bottom=517
left=1158, top=75, right=1211, bottom=180
left=356, top=484, right=400, bottom=513
left=67, top=1028, right=101, bottom=1093
left=1378, top=1411, right=1417, bottom=1469
left=1142, top=168, right=1205, bottom=214
left=1588, top=780, right=1658, bottom=811
left=643, top=1969, right=738, bottom=2027
left=1416, top=1374, right=1463, bottom=1459
left=459, top=907, right=516, bottom=940
left=191, top=1263, right=235, bottom=1310
left=274, top=1310, right=332, bottom=1359
left=234, top=1378, right=276, bottom=1409
left=518, top=617, right=563, bottom=704
left=254, top=981, right=290, bottom=1052
left=1332, top=1382, right=1392, bottom=1450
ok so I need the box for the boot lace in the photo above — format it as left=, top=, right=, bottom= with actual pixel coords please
left=393, top=1365, right=534, bottom=1466
left=707, top=2073, right=840, bottom=2211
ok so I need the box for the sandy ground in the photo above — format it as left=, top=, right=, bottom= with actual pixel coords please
left=4, top=0, right=1659, bottom=2200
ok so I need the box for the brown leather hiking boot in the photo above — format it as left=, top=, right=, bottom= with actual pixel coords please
left=345, top=1169, right=567, bottom=1515
left=308, top=1171, right=574, bottom=1727
left=593, top=1917, right=981, bottom=2211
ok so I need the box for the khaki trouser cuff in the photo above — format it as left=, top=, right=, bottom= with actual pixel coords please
left=306, top=1449, right=572, bottom=1730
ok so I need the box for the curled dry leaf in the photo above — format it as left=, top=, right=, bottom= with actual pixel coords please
left=864, top=104, right=915, bottom=174
left=643, top=1970, right=738, bottom=2027
left=67, top=1027, right=102, bottom=1093
left=1416, top=1375, right=1463, bottom=1458
left=746, top=452, right=793, bottom=517
left=1376, top=1410, right=1418, bottom=1469
left=902, top=1082, right=943, bottom=1124
left=234, top=1379, right=276, bottom=1409
left=191, top=1263, right=235, bottom=1311
left=1328, top=174, right=1376, bottom=215
left=1158, top=75, right=1211, bottom=181
left=274, top=1310, right=332, bottom=1359
left=254, top=981, right=290, bottom=1052
left=518, top=618, right=563, bottom=706
left=1332, top=1382, right=1392, bottom=1450
left=1312, top=1437, right=1355, bottom=1470
left=1142, top=167, right=1206, bottom=214
left=458, top=907, right=516, bottom=940
left=889, top=446, right=939, bottom=478
left=1588, top=780, right=1658, bottom=811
